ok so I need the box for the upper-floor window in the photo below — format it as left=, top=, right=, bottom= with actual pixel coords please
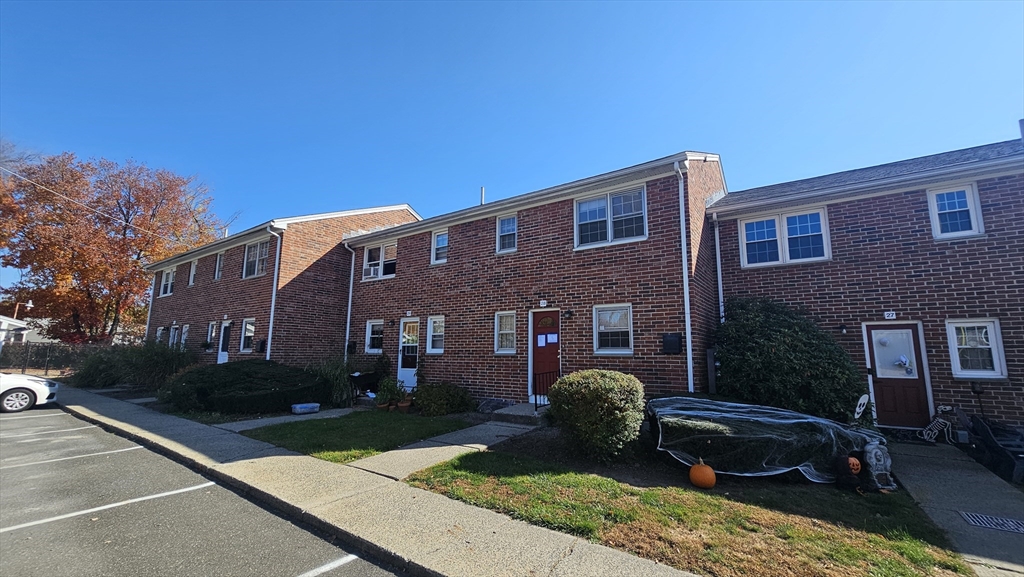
left=497, top=216, right=517, bottom=253
left=432, top=230, right=449, bottom=264
left=593, top=304, right=633, bottom=355
left=363, top=243, right=397, bottom=280
left=214, top=252, right=224, bottom=280
left=945, top=319, right=1006, bottom=379
left=240, top=318, right=256, bottom=353
left=427, top=315, right=445, bottom=353
left=927, top=183, right=983, bottom=239
left=244, top=240, right=270, bottom=278
left=159, top=269, right=175, bottom=296
left=365, top=320, right=384, bottom=353
left=188, top=261, right=197, bottom=286
left=575, top=187, right=647, bottom=248
left=739, top=208, right=831, bottom=267
left=494, top=312, right=515, bottom=354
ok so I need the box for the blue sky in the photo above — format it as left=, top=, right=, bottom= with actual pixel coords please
left=2, top=1, right=1022, bottom=281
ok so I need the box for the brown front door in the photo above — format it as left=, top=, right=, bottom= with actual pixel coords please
left=865, top=323, right=930, bottom=428
left=532, top=311, right=560, bottom=399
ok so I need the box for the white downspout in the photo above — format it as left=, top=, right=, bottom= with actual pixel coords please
left=674, top=161, right=695, bottom=393
left=713, top=212, right=725, bottom=323
left=265, top=227, right=283, bottom=361
left=343, top=242, right=356, bottom=363
left=143, top=277, right=155, bottom=341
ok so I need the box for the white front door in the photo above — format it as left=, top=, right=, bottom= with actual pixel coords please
left=217, top=321, right=232, bottom=364
left=397, top=318, right=419, bottom=390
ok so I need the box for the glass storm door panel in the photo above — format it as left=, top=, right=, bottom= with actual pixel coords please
left=531, top=311, right=560, bottom=400
left=865, top=324, right=930, bottom=428
left=397, top=319, right=419, bottom=390
left=217, top=322, right=232, bottom=365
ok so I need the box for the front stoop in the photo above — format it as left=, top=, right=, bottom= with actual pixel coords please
left=489, top=402, right=547, bottom=426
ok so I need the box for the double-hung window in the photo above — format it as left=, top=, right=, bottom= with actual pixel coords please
left=928, top=183, right=983, bottom=239
left=365, top=320, right=384, bottom=353
left=240, top=318, right=256, bottom=353
left=497, top=216, right=517, bottom=253
left=168, top=326, right=181, bottom=349
left=432, top=231, right=449, bottom=264
left=575, top=187, right=646, bottom=248
left=363, top=243, right=397, bottom=279
left=180, top=324, right=189, bottom=350
left=155, top=327, right=166, bottom=343
left=244, top=240, right=270, bottom=278
left=159, top=269, right=175, bottom=296
left=214, top=252, right=224, bottom=280
left=427, top=316, right=445, bottom=354
left=188, top=261, right=197, bottom=286
left=593, top=304, right=633, bottom=355
left=739, top=208, right=830, bottom=267
left=945, top=319, right=1006, bottom=379
left=494, top=312, right=515, bottom=354
left=207, top=322, right=217, bottom=345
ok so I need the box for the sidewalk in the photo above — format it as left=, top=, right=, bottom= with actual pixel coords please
left=57, top=387, right=692, bottom=577
left=889, top=442, right=1024, bottom=577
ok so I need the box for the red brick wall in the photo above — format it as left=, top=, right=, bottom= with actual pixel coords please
left=718, top=173, right=1024, bottom=424
left=349, top=175, right=691, bottom=401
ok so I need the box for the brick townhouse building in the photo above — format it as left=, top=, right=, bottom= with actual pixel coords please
left=143, top=205, right=420, bottom=367
left=146, top=130, right=1024, bottom=427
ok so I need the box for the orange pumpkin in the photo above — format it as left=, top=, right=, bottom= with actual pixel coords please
left=689, top=458, right=717, bottom=489
left=847, top=456, right=862, bottom=475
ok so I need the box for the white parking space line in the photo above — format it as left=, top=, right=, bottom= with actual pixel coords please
left=0, top=413, right=71, bottom=421
left=0, top=425, right=96, bottom=439
left=295, top=554, right=360, bottom=577
left=0, top=481, right=216, bottom=533
left=0, top=446, right=143, bottom=470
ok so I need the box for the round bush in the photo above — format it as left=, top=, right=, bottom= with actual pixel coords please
left=715, top=297, right=864, bottom=422
left=547, top=370, right=645, bottom=459
left=159, top=359, right=331, bottom=414
left=413, top=382, right=476, bottom=416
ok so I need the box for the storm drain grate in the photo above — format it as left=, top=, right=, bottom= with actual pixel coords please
left=959, top=512, right=1024, bottom=534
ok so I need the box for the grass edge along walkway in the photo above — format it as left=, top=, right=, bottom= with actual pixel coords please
left=242, top=410, right=470, bottom=464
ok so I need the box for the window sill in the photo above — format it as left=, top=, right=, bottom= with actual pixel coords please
left=365, top=349, right=383, bottom=355
left=594, top=350, right=633, bottom=356
left=574, top=235, right=647, bottom=252
left=494, top=350, right=517, bottom=356
left=242, top=273, right=267, bottom=280
left=951, top=375, right=1009, bottom=383
left=430, top=261, right=448, bottom=266
left=157, top=293, right=173, bottom=298
left=240, top=350, right=253, bottom=354
left=740, top=256, right=832, bottom=270
left=496, top=249, right=517, bottom=255
left=361, top=275, right=396, bottom=282
left=426, top=350, right=444, bottom=355
left=933, top=233, right=987, bottom=243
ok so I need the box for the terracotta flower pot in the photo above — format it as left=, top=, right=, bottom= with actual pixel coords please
left=396, top=400, right=412, bottom=414
left=377, top=402, right=390, bottom=411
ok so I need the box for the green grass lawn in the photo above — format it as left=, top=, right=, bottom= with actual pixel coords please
left=242, top=410, right=470, bottom=464
left=407, top=429, right=970, bottom=577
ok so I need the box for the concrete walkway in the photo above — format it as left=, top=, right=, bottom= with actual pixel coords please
left=890, top=442, right=1024, bottom=577
left=214, top=408, right=354, bottom=432
left=57, top=387, right=693, bottom=577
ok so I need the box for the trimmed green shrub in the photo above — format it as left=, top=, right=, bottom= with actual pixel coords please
left=715, top=297, right=864, bottom=422
left=306, top=355, right=354, bottom=408
left=413, top=382, right=477, bottom=416
left=71, top=348, right=122, bottom=388
left=547, top=370, right=645, bottom=460
left=71, top=342, right=196, bottom=390
left=375, top=376, right=407, bottom=406
left=160, top=359, right=331, bottom=414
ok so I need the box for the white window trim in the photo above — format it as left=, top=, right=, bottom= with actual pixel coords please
left=362, top=243, right=397, bottom=281
left=158, top=269, right=175, bottom=297
left=214, top=252, right=224, bottom=281
left=240, top=318, right=256, bottom=353
left=168, top=325, right=181, bottom=348
left=187, top=261, right=197, bottom=286
left=207, top=322, right=217, bottom=345
left=155, top=327, right=166, bottom=343
left=426, top=315, right=445, bottom=354
left=927, top=182, right=984, bottom=240
left=494, top=311, right=516, bottom=354
left=365, top=320, right=384, bottom=354
left=945, top=318, right=1006, bottom=379
left=573, top=186, right=649, bottom=251
left=496, top=215, right=517, bottom=254
left=593, top=303, right=633, bottom=356
left=431, top=230, right=449, bottom=265
left=738, top=207, right=832, bottom=268
left=243, top=240, right=270, bottom=279
left=180, top=324, right=190, bottom=350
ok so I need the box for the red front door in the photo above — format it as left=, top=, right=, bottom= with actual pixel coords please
left=532, top=311, right=560, bottom=399
left=865, top=323, right=931, bottom=428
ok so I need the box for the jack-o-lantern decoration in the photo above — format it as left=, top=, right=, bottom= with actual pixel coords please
left=847, top=456, right=862, bottom=475
left=689, top=458, right=717, bottom=489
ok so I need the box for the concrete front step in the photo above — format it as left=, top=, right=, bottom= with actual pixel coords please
left=489, top=402, right=547, bottom=426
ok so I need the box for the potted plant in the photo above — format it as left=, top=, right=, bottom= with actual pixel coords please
left=396, top=387, right=414, bottom=413
left=376, top=377, right=405, bottom=411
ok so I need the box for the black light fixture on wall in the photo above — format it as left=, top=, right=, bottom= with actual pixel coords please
left=562, top=310, right=574, bottom=319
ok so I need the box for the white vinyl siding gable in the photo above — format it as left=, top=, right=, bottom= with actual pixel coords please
left=739, top=207, right=831, bottom=267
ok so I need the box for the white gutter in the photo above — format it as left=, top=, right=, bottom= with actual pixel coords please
left=143, top=278, right=155, bottom=340
left=343, top=243, right=356, bottom=363
left=674, top=161, right=694, bottom=393
left=265, top=227, right=283, bottom=361
left=712, top=213, right=725, bottom=323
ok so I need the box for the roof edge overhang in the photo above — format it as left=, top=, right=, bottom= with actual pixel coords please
left=347, top=151, right=719, bottom=246
left=710, top=153, right=1024, bottom=218
left=143, top=204, right=419, bottom=272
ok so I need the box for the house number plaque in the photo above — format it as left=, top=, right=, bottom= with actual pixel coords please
left=884, top=311, right=896, bottom=320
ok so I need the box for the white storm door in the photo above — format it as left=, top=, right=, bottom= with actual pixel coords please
left=397, top=319, right=419, bottom=390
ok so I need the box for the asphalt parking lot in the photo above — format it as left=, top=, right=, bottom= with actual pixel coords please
left=0, top=406, right=403, bottom=577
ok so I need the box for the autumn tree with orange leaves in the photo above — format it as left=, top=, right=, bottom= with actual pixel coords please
left=1, top=151, right=222, bottom=342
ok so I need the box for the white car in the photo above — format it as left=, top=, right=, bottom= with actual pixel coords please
left=0, top=372, right=59, bottom=413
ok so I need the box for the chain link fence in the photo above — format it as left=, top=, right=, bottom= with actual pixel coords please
left=0, top=342, right=103, bottom=377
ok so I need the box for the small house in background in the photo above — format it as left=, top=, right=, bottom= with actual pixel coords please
left=142, top=205, right=420, bottom=367
left=709, top=138, right=1023, bottom=427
